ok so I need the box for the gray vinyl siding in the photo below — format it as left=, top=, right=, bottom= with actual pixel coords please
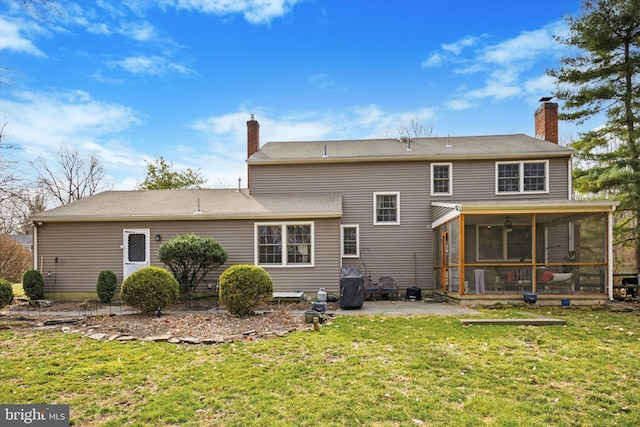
left=433, top=157, right=570, bottom=201
left=250, top=162, right=433, bottom=290
left=36, top=218, right=340, bottom=295
left=249, top=155, right=571, bottom=291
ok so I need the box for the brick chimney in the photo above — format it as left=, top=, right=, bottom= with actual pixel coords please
left=247, top=114, right=260, bottom=158
left=534, top=101, right=558, bottom=144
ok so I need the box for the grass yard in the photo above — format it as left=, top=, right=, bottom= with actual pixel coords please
left=1, top=307, right=639, bottom=426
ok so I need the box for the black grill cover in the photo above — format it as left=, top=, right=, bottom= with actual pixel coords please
left=339, top=267, right=364, bottom=309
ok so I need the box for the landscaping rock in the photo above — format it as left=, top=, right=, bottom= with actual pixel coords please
left=88, top=333, right=107, bottom=341
left=144, top=334, right=172, bottom=342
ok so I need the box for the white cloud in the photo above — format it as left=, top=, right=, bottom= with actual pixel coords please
left=433, top=21, right=569, bottom=109
left=524, top=74, right=556, bottom=96
left=421, top=52, right=443, bottom=68
left=480, top=21, right=566, bottom=65
left=422, top=35, right=483, bottom=68
left=165, top=0, right=299, bottom=24
left=446, top=100, right=472, bottom=111
left=184, top=104, right=440, bottom=187
left=309, top=73, right=346, bottom=91
left=442, top=35, right=481, bottom=55
left=116, top=20, right=168, bottom=42
left=1, top=90, right=144, bottom=181
left=113, top=55, right=193, bottom=76
left=0, top=17, right=46, bottom=57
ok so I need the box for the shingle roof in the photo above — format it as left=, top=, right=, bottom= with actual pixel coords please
left=30, top=189, right=343, bottom=222
left=248, top=134, right=574, bottom=164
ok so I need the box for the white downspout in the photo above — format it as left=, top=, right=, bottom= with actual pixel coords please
left=33, top=225, right=39, bottom=271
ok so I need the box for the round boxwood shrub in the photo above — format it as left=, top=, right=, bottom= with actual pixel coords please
left=0, top=278, right=14, bottom=309
left=22, top=269, right=45, bottom=300
left=96, top=270, right=117, bottom=303
left=219, top=264, right=273, bottom=316
left=120, top=266, right=179, bottom=315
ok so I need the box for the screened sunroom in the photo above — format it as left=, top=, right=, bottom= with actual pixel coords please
left=432, top=201, right=617, bottom=304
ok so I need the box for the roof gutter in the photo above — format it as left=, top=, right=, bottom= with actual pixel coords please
left=248, top=152, right=573, bottom=166
left=29, top=211, right=344, bottom=223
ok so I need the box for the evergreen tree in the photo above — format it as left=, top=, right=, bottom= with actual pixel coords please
left=548, top=0, right=640, bottom=268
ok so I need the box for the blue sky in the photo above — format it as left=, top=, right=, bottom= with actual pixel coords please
left=1, top=0, right=591, bottom=193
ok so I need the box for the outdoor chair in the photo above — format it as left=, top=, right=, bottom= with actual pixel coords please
left=484, top=270, right=504, bottom=293
left=364, top=277, right=380, bottom=301
left=378, top=276, right=400, bottom=301
left=538, top=270, right=574, bottom=294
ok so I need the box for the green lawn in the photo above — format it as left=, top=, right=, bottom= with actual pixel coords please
left=1, top=308, right=639, bottom=426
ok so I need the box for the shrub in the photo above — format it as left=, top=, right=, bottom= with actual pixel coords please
left=0, top=235, right=32, bottom=283
left=219, top=264, right=273, bottom=316
left=22, top=269, right=44, bottom=300
left=0, top=278, right=14, bottom=308
left=158, top=234, right=228, bottom=296
left=96, top=270, right=117, bottom=303
left=120, top=266, right=179, bottom=315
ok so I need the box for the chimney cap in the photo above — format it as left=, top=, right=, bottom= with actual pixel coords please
left=538, top=96, right=553, bottom=102
left=250, top=113, right=255, bottom=120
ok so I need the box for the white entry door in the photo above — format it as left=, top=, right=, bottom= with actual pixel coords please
left=123, top=229, right=150, bottom=279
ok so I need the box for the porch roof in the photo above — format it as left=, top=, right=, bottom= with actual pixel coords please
left=30, top=189, right=343, bottom=223
left=431, top=199, right=618, bottom=227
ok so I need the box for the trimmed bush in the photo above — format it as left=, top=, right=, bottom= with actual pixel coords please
left=96, top=270, right=117, bottom=303
left=0, top=278, right=14, bottom=309
left=219, top=264, right=273, bottom=316
left=120, top=266, right=179, bottom=315
left=22, top=269, right=45, bottom=300
left=158, top=234, right=228, bottom=296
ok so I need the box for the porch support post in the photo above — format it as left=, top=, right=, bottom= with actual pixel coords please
left=607, top=209, right=615, bottom=301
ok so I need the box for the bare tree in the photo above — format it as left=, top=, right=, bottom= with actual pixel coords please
left=383, top=117, right=434, bottom=139
left=31, top=146, right=112, bottom=206
left=0, top=123, right=28, bottom=234
left=397, top=117, right=434, bottom=139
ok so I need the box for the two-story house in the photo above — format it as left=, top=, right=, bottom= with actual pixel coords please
left=30, top=102, right=617, bottom=305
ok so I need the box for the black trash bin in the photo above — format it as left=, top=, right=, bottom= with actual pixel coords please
left=339, top=267, right=364, bottom=309
left=406, top=286, right=422, bottom=300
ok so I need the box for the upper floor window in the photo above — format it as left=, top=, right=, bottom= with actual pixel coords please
left=431, top=163, right=452, bottom=195
left=255, top=222, right=313, bottom=267
left=496, top=161, right=548, bottom=194
left=373, top=192, right=400, bottom=225
left=341, top=225, right=359, bottom=258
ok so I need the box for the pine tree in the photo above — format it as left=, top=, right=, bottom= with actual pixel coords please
left=548, top=0, right=640, bottom=269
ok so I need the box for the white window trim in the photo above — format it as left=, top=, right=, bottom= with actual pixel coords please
left=495, top=160, right=549, bottom=195
left=341, top=224, right=360, bottom=258
left=254, top=222, right=315, bottom=267
left=431, top=162, right=453, bottom=196
left=373, top=192, right=400, bottom=225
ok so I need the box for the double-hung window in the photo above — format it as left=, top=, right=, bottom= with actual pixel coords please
left=255, top=222, right=313, bottom=266
left=431, top=163, right=452, bottom=195
left=341, top=225, right=359, bottom=257
left=373, top=192, right=400, bottom=225
left=496, top=161, right=548, bottom=194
